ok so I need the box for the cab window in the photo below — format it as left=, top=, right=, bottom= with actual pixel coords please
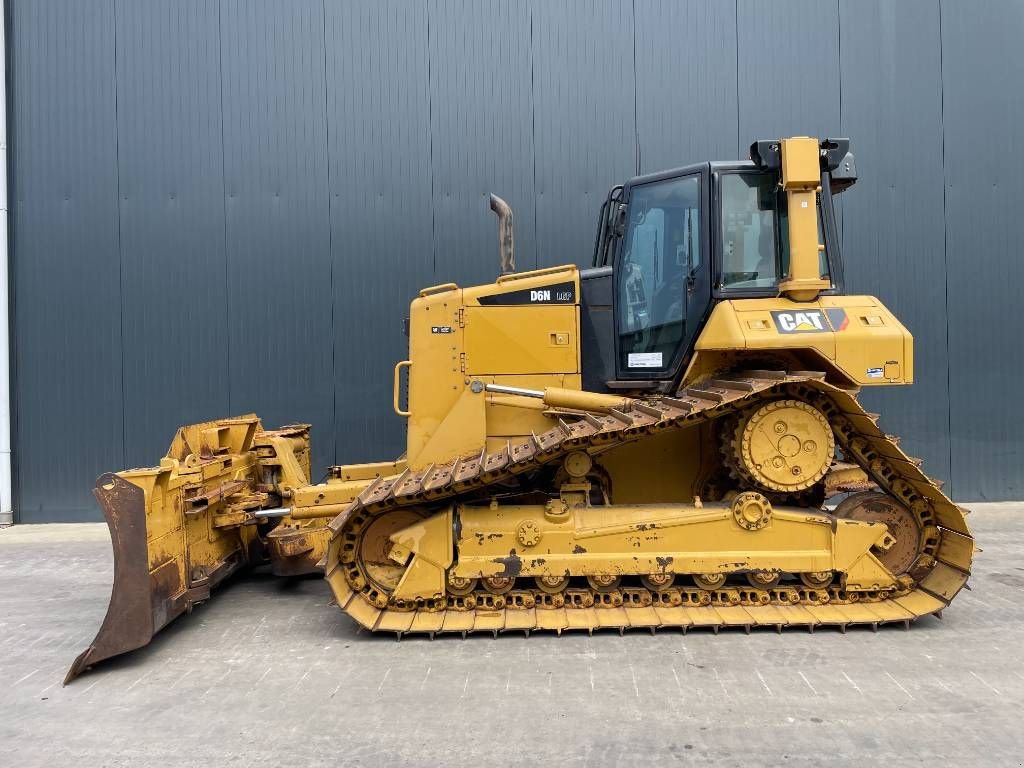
left=719, top=172, right=829, bottom=291
left=617, top=174, right=701, bottom=371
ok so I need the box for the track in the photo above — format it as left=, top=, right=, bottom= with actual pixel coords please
left=323, top=371, right=973, bottom=636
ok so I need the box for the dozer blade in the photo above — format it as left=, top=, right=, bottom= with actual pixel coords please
left=66, top=415, right=289, bottom=683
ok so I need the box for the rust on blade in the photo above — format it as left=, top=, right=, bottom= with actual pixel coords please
left=66, top=460, right=254, bottom=683
left=65, top=474, right=160, bottom=684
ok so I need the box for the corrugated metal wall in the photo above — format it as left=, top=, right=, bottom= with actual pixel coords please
left=8, top=0, right=1023, bottom=521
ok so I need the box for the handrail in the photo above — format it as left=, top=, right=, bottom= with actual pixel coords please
left=495, top=264, right=577, bottom=284
left=418, top=282, right=459, bottom=297
left=393, top=361, right=412, bottom=416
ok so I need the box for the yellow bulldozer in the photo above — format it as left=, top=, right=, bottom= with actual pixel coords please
left=66, top=137, right=973, bottom=683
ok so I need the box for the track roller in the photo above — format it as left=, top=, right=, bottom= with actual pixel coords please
left=447, top=575, right=477, bottom=597
left=535, top=575, right=569, bottom=594
left=587, top=575, right=621, bottom=593
left=694, top=573, right=727, bottom=590
left=641, top=573, right=675, bottom=590
left=483, top=576, right=515, bottom=595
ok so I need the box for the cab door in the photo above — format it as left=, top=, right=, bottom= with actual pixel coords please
left=614, top=168, right=710, bottom=382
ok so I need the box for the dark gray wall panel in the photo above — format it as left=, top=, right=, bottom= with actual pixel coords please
left=634, top=0, right=738, bottom=171
left=219, top=0, right=335, bottom=474
left=736, top=0, right=841, bottom=153
left=428, top=0, right=537, bottom=282
left=941, top=0, right=1024, bottom=500
left=115, top=0, right=230, bottom=464
left=838, top=0, right=951, bottom=488
left=325, top=0, right=434, bottom=464
left=9, top=0, right=123, bottom=521
left=532, top=1, right=636, bottom=267
left=735, top=1, right=847, bottom=309
left=9, top=0, right=1024, bottom=519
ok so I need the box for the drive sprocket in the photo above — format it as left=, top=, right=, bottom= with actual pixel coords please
left=727, top=399, right=834, bottom=494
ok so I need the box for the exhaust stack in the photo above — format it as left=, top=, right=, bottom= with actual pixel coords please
left=489, top=193, right=515, bottom=275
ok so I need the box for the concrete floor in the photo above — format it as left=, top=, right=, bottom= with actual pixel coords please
left=0, top=506, right=1022, bottom=767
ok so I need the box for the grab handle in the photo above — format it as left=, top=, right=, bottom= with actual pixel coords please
left=495, top=264, right=575, bottom=284
left=418, top=282, right=458, bottom=297
left=393, top=361, right=412, bottom=417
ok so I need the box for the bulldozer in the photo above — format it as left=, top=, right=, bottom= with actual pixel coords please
left=66, top=137, right=974, bottom=683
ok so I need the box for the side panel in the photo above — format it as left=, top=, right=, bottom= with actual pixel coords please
left=580, top=269, right=616, bottom=391
left=692, top=297, right=912, bottom=387
left=405, top=289, right=467, bottom=466
left=464, top=306, right=579, bottom=376
left=406, top=268, right=584, bottom=466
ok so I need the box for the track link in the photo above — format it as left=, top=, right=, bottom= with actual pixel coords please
left=323, top=372, right=973, bottom=636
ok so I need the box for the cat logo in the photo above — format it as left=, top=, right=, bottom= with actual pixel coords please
left=771, top=310, right=828, bottom=334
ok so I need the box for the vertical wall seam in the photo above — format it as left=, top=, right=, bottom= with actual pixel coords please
left=937, top=0, right=953, bottom=496
left=528, top=1, right=538, bottom=268
left=426, top=1, right=436, bottom=276
left=630, top=0, right=639, bottom=174
left=836, top=0, right=842, bottom=132
left=5, top=1, right=19, bottom=520
left=321, top=0, right=336, bottom=465
left=734, top=0, right=740, bottom=155
left=835, top=0, right=843, bottom=242
left=216, top=0, right=231, bottom=414
left=112, top=0, right=126, bottom=466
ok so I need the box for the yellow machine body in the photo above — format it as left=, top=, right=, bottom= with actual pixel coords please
left=402, top=266, right=583, bottom=467
left=688, top=296, right=913, bottom=386
left=68, top=137, right=972, bottom=682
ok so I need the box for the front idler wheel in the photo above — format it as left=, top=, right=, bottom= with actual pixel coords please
left=359, top=509, right=427, bottom=594
left=833, top=491, right=924, bottom=577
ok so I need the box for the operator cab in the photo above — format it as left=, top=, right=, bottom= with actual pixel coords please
left=582, top=138, right=854, bottom=392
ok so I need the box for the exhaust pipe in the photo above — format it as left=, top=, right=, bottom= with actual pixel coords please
left=489, top=193, right=515, bottom=275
